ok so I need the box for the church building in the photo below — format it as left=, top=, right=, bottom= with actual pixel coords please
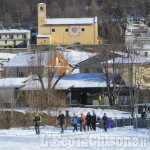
left=37, top=3, right=102, bottom=45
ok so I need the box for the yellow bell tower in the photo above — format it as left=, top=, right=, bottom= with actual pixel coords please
left=37, top=3, right=46, bottom=33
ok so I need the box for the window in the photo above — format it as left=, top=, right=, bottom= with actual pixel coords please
left=81, top=28, right=85, bottom=32
left=9, top=35, right=13, bottom=39
left=97, top=67, right=103, bottom=73
left=17, top=34, right=19, bottom=37
left=52, top=28, right=55, bottom=32
left=56, top=58, right=59, bottom=66
left=65, top=28, right=69, bottom=32
left=22, top=35, right=27, bottom=39
left=0, top=35, right=1, bottom=39
left=13, top=40, right=16, bottom=46
left=66, top=69, right=69, bottom=74
left=5, top=34, right=7, bottom=37
left=40, top=6, right=43, bottom=11
left=44, top=40, right=46, bottom=43
left=18, top=72, right=23, bottom=77
left=84, top=68, right=89, bottom=73
left=5, top=40, right=7, bottom=44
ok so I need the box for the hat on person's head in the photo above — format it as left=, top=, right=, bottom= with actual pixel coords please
left=81, top=113, right=83, bottom=116
left=104, top=113, right=106, bottom=115
left=93, top=112, right=96, bottom=115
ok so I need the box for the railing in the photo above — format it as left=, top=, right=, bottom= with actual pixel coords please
left=133, top=118, right=150, bottom=129
left=98, top=117, right=134, bottom=128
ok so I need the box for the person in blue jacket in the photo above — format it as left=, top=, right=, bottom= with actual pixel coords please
left=72, top=113, right=78, bottom=132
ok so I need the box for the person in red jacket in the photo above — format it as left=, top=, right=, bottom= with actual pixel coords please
left=80, top=113, right=86, bottom=132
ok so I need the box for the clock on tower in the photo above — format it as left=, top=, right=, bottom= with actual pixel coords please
left=39, top=6, right=44, bottom=17
left=38, top=3, right=46, bottom=25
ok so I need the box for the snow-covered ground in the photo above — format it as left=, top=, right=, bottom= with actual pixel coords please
left=50, top=107, right=132, bottom=119
left=0, top=126, right=149, bottom=150
left=1, top=107, right=132, bottom=119
left=0, top=107, right=148, bottom=149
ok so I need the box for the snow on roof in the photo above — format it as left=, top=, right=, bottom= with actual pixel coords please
left=0, top=29, right=30, bottom=34
left=0, top=53, right=17, bottom=65
left=109, top=51, right=127, bottom=56
left=4, top=50, right=96, bottom=68
left=58, top=49, right=96, bottom=66
left=20, top=73, right=115, bottom=91
left=72, top=68, right=79, bottom=74
left=107, top=54, right=150, bottom=64
left=54, top=73, right=112, bottom=90
left=36, top=34, right=50, bottom=38
left=3, top=51, right=55, bottom=68
left=37, top=3, right=46, bottom=6
left=0, top=53, right=16, bottom=59
left=46, top=17, right=97, bottom=25
left=127, top=21, right=148, bottom=28
left=0, top=77, right=28, bottom=88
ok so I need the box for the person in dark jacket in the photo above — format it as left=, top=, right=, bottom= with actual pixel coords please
left=86, top=112, right=92, bottom=131
left=102, top=113, right=107, bottom=132
left=56, top=111, right=66, bottom=133
left=91, top=112, right=97, bottom=131
left=141, top=108, right=146, bottom=118
left=34, top=113, right=42, bottom=134
left=71, top=113, right=78, bottom=132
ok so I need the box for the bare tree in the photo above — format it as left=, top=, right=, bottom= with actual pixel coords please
left=25, top=50, right=72, bottom=112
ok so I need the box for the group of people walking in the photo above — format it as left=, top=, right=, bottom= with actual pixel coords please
left=56, top=111, right=111, bottom=133
left=34, top=111, right=111, bottom=134
left=71, top=112, right=97, bottom=132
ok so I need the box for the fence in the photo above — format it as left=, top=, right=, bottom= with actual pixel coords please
left=98, top=117, right=150, bottom=129
left=98, top=117, right=134, bottom=128
left=133, top=118, right=150, bottom=129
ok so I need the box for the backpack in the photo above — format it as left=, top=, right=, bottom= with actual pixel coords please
left=38, top=116, right=42, bottom=123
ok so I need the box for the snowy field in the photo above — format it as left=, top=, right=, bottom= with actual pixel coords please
left=50, top=107, right=132, bottom=119
left=0, top=126, right=149, bottom=150
left=1, top=107, right=132, bottom=119
left=0, top=107, right=147, bottom=149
